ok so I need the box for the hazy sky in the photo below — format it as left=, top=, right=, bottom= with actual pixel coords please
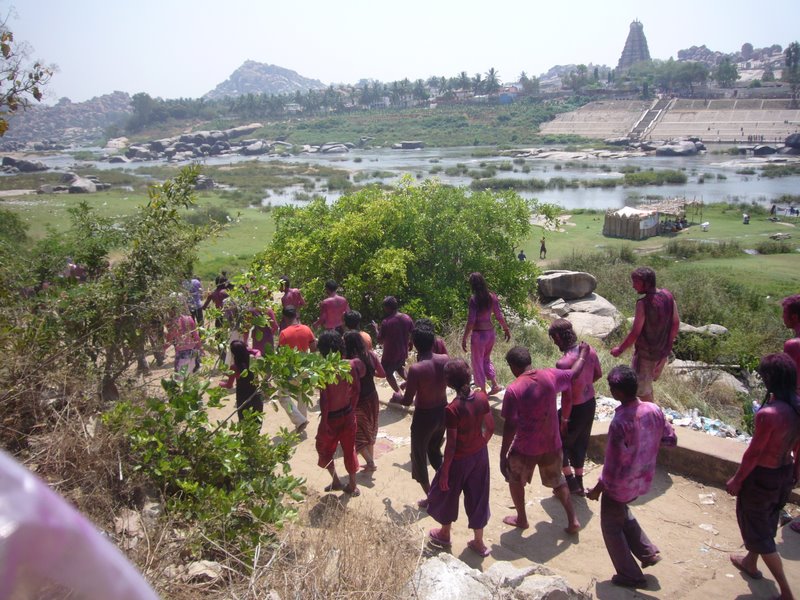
left=9, top=0, right=800, bottom=103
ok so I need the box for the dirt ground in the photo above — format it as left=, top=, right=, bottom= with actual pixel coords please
left=198, top=375, right=800, bottom=600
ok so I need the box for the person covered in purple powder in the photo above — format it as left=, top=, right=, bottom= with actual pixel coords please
left=426, top=358, right=494, bottom=557
left=610, top=267, right=680, bottom=404
left=374, top=296, right=414, bottom=393
left=312, top=279, right=350, bottom=332
left=461, top=272, right=510, bottom=396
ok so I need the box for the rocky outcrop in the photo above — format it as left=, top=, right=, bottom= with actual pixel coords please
left=403, top=553, right=588, bottom=600
left=204, top=60, right=326, bottom=100
left=786, top=133, right=800, bottom=149
left=537, top=270, right=597, bottom=300
left=667, top=360, right=748, bottom=395
left=541, top=293, right=622, bottom=340
left=1, top=156, right=48, bottom=173
left=655, top=140, right=700, bottom=156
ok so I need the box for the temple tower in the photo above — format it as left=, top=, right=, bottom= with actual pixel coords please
left=617, top=20, right=651, bottom=71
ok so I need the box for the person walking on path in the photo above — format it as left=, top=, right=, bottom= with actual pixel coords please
left=390, top=327, right=449, bottom=507
left=426, top=358, right=495, bottom=557
left=461, top=273, right=510, bottom=396
left=499, top=344, right=590, bottom=534
left=219, top=340, right=264, bottom=424
left=610, top=267, right=680, bottom=403
left=164, top=307, right=202, bottom=379
left=374, top=296, right=414, bottom=393
left=587, top=365, right=677, bottom=589
left=276, top=305, right=316, bottom=431
left=549, top=319, right=602, bottom=496
left=727, top=353, right=800, bottom=600
left=313, top=280, right=350, bottom=332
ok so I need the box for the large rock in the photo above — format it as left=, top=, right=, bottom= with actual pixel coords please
left=402, top=554, right=587, bottom=600
left=3, top=156, right=48, bottom=172
left=565, top=311, right=619, bottom=340
left=68, top=176, right=97, bottom=194
left=320, top=142, right=349, bottom=154
left=243, top=140, right=270, bottom=155
left=224, top=123, right=263, bottom=138
left=785, top=132, right=800, bottom=149
left=667, top=360, right=748, bottom=395
left=655, top=141, right=698, bottom=156
left=563, top=293, right=619, bottom=318
left=537, top=270, right=597, bottom=300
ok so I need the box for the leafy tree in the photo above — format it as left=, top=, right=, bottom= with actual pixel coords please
left=785, top=42, right=800, bottom=107
left=458, top=71, right=471, bottom=91
left=0, top=22, right=54, bottom=136
left=762, top=64, right=775, bottom=82
left=714, top=57, right=740, bottom=88
left=485, top=67, right=501, bottom=94
left=260, top=179, right=547, bottom=326
left=472, top=73, right=484, bottom=95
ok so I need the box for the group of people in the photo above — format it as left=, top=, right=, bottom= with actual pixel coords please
left=162, top=266, right=800, bottom=595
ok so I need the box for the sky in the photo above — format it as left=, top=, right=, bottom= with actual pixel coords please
left=8, top=0, right=800, bottom=103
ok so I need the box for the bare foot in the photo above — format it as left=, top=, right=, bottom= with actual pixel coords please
left=729, top=554, right=762, bottom=579
left=564, top=520, right=581, bottom=534
left=324, top=481, right=344, bottom=492
left=360, top=463, right=377, bottom=472
left=488, top=385, right=504, bottom=396
left=503, top=515, right=529, bottom=529
left=345, top=484, right=361, bottom=497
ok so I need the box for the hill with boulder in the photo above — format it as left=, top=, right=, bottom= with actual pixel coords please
left=203, top=60, right=326, bottom=100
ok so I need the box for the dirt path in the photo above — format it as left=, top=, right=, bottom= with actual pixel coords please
left=197, top=376, right=800, bottom=599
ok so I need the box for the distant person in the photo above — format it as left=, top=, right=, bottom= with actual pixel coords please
left=183, top=275, right=204, bottom=326
left=587, top=366, right=677, bottom=589
left=461, top=273, right=510, bottom=395
left=500, top=344, right=591, bottom=534
left=414, top=317, right=448, bottom=356
left=248, top=288, right=279, bottom=355
left=344, top=309, right=373, bottom=350
left=390, top=327, right=449, bottom=507
left=517, top=249, right=526, bottom=261
left=279, top=276, right=305, bottom=329
left=611, top=267, right=680, bottom=404
left=277, top=305, right=316, bottom=431
left=549, top=319, right=602, bottom=496
left=374, top=296, right=414, bottom=393
left=343, top=331, right=384, bottom=472
left=539, top=236, right=547, bottom=259
left=782, top=295, right=800, bottom=395
left=426, top=359, right=494, bottom=557
left=219, top=340, right=264, bottom=424
left=164, top=306, right=202, bottom=378
left=316, top=330, right=365, bottom=496
left=313, top=279, right=349, bottom=332
left=727, top=354, right=800, bottom=600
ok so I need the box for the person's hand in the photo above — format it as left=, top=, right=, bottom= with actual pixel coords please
left=499, top=456, right=510, bottom=482
left=439, top=471, right=450, bottom=492
left=390, top=391, right=403, bottom=404
left=587, top=485, right=601, bottom=501
left=503, top=328, right=511, bottom=342
left=461, top=337, right=468, bottom=352
left=726, top=476, right=742, bottom=496
left=560, top=419, right=569, bottom=436
left=610, top=346, right=622, bottom=358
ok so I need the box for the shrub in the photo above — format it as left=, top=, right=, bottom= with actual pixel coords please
left=183, top=205, right=232, bottom=226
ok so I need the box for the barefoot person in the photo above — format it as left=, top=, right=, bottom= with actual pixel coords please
left=344, top=331, right=385, bottom=472
left=390, top=327, right=449, bottom=506
left=782, top=295, right=800, bottom=393
left=276, top=305, right=317, bottom=431
left=427, top=359, right=494, bottom=557
left=316, top=330, right=365, bottom=496
left=219, top=340, right=264, bottom=424
left=587, top=366, right=677, bottom=589
left=344, top=309, right=373, bottom=350
left=549, top=319, right=602, bottom=496
left=727, top=353, right=800, bottom=600
left=499, top=344, right=590, bottom=534
left=610, top=267, right=680, bottom=403
left=313, top=279, right=350, bottom=332
left=415, top=318, right=448, bottom=356
left=375, top=296, right=414, bottom=393
left=461, top=272, right=510, bottom=395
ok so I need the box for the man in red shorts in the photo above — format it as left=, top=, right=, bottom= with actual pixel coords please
left=316, top=330, right=365, bottom=496
left=500, top=344, right=590, bottom=534
left=611, top=267, right=680, bottom=403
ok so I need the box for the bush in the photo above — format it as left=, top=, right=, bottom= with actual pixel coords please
left=183, top=205, right=232, bottom=226
left=754, top=240, right=794, bottom=254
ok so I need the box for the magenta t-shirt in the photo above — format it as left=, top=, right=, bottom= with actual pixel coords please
left=635, top=289, right=675, bottom=361
left=501, top=368, right=572, bottom=456
left=467, top=292, right=507, bottom=329
left=446, top=391, right=490, bottom=459
left=318, top=295, right=350, bottom=329
left=378, top=312, right=414, bottom=365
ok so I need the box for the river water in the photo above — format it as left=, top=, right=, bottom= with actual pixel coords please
left=31, top=145, right=800, bottom=211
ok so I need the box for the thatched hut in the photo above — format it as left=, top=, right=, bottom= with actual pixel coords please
left=603, top=198, right=703, bottom=240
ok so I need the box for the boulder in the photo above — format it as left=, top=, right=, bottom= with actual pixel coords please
left=68, top=176, right=97, bottom=194
left=10, top=158, right=48, bottom=172
left=403, top=554, right=587, bottom=600
left=770, top=232, right=792, bottom=241
left=125, top=145, right=155, bottom=160
left=37, top=184, right=70, bottom=194
left=104, top=136, right=129, bottom=150
left=604, top=137, right=632, bottom=146
left=320, top=142, right=349, bottom=154
left=542, top=298, right=569, bottom=317
left=108, top=155, right=130, bottom=164
left=243, top=140, right=270, bottom=155
left=194, top=175, right=214, bottom=190
left=563, top=293, right=619, bottom=318
left=565, top=311, right=620, bottom=340
left=785, top=132, right=800, bottom=149
left=655, top=141, right=698, bottom=156
left=679, top=322, right=728, bottom=337
left=537, top=270, right=597, bottom=300
left=667, top=360, right=748, bottom=395
left=224, top=123, right=263, bottom=138
left=183, top=560, right=223, bottom=584
left=753, top=145, right=777, bottom=156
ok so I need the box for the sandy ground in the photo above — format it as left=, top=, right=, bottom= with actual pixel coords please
left=192, top=373, right=800, bottom=600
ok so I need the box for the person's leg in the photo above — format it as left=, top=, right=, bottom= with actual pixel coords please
left=554, top=483, right=581, bottom=534
left=410, top=413, right=432, bottom=497
left=601, top=494, right=646, bottom=584
left=504, top=479, right=529, bottom=528
left=571, top=400, right=596, bottom=494
left=470, top=332, right=487, bottom=392
left=341, top=419, right=360, bottom=495
left=760, top=552, right=795, bottom=599
left=463, top=447, right=491, bottom=554
left=622, top=505, right=660, bottom=563
left=633, top=354, right=656, bottom=404
left=278, top=393, right=308, bottom=429
left=483, top=331, right=502, bottom=395
left=325, top=464, right=344, bottom=492
left=427, top=411, right=446, bottom=472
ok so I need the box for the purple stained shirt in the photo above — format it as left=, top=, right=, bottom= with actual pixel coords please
left=378, top=312, right=414, bottom=365
left=317, top=295, right=350, bottom=329
left=635, top=289, right=676, bottom=361
left=467, top=292, right=508, bottom=330
left=501, top=368, right=572, bottom=456
left=600, top=401, right=677, bottom=504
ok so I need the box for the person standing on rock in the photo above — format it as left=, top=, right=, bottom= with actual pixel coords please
left=461, top=272, right=510, bottom=396
left=426, top=358, right=494, bottom=557
left=374, top=296, right=414, bottom=393
left=782, top=294, right=800, bottom=394
left=587, top=365, right=677, bottom=589
left=313, top=279, right=350, bottom=333
left=549, top=319, right=602, bottom=496
left=499, top=344, right=590, bottom=535
left=727, top=353, right=800, bottom=600
left=390, top=327, right=449, bottom=507
left=610, top=267, right=680, bottom=404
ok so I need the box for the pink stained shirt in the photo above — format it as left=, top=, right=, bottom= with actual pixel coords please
left=501, top=368, right=573, bottom=456
left=281, top=288, right=306, bottom=310
left=467, top=292, right=508, bottom=330
left=316, top=295, right=350, bottom=330
left=556, top=345, right=602, bottom=409
left=600, top=400, right=677, bottom=504
left=446, top=390, right=491, bottom=459
left=635, top=289, right=676, bottom=361
left=165, top=315, right=200, bottom=353
left=378, top=311, right=414, bottom=365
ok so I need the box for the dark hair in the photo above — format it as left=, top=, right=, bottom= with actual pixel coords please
left=412, top=327, right=435, bottom=353
left=215, top=271, right=228, bottom=286
left=469, top=272, right=491, bottom=311
left=325, top=279, right=338, bottom=292
left=279, top=276, right=290, bottom=289
left=282, top=305, right=297, bottom=319
left=505, top=346, right=531, bottom=370
left=344, top=310, right=362, bottom=329
left=230, top=340, right=251, bottom=372
left=607, top=365, right=638, bottom=397
left=548, top=319, right=577, bottom=347
left=383, top=296, right=398, bottom=311
left=415, top=318, right=435, bottom=332
left=444, top=358, right=471, bottom=396
left=783, top=294, right=800, bottom=321
left=318, top=330, right=344, bottom=357
left=344, top=331, right=373, bottom=376
left=758, top=353, right=799, bottom=411
left=631, top=267, right=656, bottom=291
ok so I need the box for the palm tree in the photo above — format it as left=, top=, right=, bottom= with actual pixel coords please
left=458, top=71, right=470, bottom=91
left=485, top=67, right=501, bottom=94
left=472, top=73, right=483, bottom=95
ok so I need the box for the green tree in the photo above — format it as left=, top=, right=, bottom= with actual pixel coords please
left=715, top=57, right=740, bottom=88
left=472, top=73, right=484, bottom=95
left=458, top=71, right=470, bottom=91
left=785, top=42, right=800, bottom=107
left=762, top=64, right=775, bottom=82
left=260, top=180, right=545, bottom=325
left=485, top=67, right=501, bottom=94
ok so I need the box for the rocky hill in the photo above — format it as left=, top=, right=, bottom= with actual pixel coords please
left=0, top=91, right=132, bottom=150
left=204, top=60, right=326, bottom=100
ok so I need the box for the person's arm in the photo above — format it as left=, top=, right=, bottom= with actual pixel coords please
left=592, top=351, right=603, bottom=383
left=499, top=418, right=516, bottom=482
left=267, top=309, right=279, bottom=334
left=560, top=386, right=574, bottom=436
left=727, top=410, right=771, bottom=495
left=667, top=296, right=681, bottom=351
left=319, top=387, right=332, bottom=435
left=372, top=353, right=386, bottom=378
left=784, top=338, right=800, bottom=373
left=492, top=295, right=511, bottom=342
left=201, top=291, right=213, bottom=311
left=793, top=437, right=800, bottom=486
left=312, top=302, right=324, bottom=329
left=482, top=409, right=495, bottom=444
left=297, top=291, right=306, bottom=308
left=439, top=426, right=458, bottom=491
left=462, top=298, right=476, bottom=351
left=611, top=299, right=645, bottom=357
left=391, top=367, right=416, bottom=405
